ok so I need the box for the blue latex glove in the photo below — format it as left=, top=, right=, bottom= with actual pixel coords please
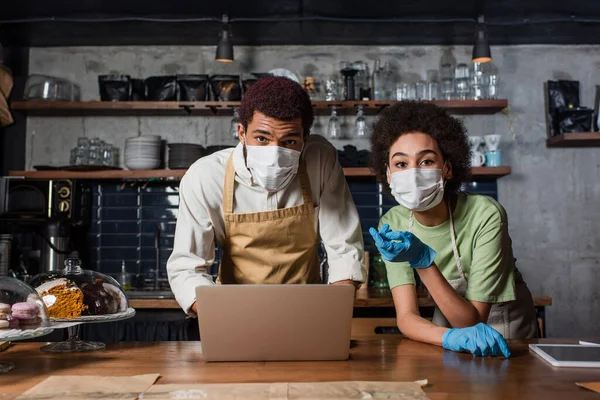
left=442, top=323, right=511, bottom=357
left=368, top=224, right=437, bottom=268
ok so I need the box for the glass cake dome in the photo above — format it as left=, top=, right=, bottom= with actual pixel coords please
left=0, top=275, right=50, bottom=330
left=28, top=257, right=129, bottom=319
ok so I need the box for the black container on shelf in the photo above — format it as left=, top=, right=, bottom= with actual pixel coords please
left=145, top=76, right=178, bottom=101
left=98, top=75, right=131, bottom=101
left=209, top=75, right=241, bottom=101
left=545, top=80, right=580, bottom=137
left=131, top=79, right=146, bottom=101
left=177, top=75, right=209, bottom=101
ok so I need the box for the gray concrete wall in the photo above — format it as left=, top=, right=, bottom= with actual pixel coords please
left=25, top=45, right=600, bottom=337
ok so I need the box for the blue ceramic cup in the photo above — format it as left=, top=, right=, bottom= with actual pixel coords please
left=485, top=150, right=502, bottom=167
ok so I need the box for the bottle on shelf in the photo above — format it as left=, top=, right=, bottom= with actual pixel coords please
left=355, top=105, right=368, bottom=138
left=372, top=59, right=385, bottom=101
left=327, top=106, right=343, bottom=139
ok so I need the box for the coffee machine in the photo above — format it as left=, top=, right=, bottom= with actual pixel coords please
left=0, top=178, right=91, bottom=277
left=39, top=220, right=72, bottom=272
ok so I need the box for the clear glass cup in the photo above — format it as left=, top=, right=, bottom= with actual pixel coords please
left=230, top=107, right=240, bottom=139
left=72, top=137, right=90, bottom=165
left=102, top=144, right=114, bottom=166
left=427, top=82, right=439, bottom=100
left=407, top=83, right=417, bottom=100
left=88, top=138, right=103, bottom=166
left=441, top=79, right=454, bottom=100
left=415, top=81, right=427, bottom=100
left=455, top=63, right=471, bottom=101
left=355, top=105, right=368, bottom=138
left=471, top=62, right=489, bottom=100
left=487, top=75, right=500, bottom=99
left=395, top=83, right=409, bottom=101
left=327, top=106, right=343, bottom=139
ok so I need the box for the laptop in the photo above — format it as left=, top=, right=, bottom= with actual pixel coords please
left=195, top=284, right=355, bottom=362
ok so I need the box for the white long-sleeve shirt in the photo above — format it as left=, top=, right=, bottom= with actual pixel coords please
left=167, top=135, right=366, bottom=315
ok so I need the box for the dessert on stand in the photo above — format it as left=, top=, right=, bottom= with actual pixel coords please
left=28, top=257, right=135, bottom=353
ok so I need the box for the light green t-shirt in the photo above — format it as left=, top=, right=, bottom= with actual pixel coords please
left=380, top=193, right=521, bottom=303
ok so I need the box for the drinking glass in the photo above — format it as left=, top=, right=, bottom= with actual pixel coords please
left=230, top=107, right=240, bottom=139
left=72, top=137, right=89, bottom=165
left=427, top=82, right=439, bottom=100
left=471, top=62, right=488, bottom=100
left=395, top=83, right=409, bottom=101
left=88, top=138, right=103, bottom=166
left=102, top=144, right=114, bottom=166
left=415, top=81, right=427, bottom=100
left=455, top=63, right=471, bottom=101
left=488, top=75, right=500, bottom=99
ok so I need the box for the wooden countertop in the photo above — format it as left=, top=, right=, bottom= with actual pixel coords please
left=1, top=338, right=595, bottom=399
left=128, top=289, right=553, bottom=310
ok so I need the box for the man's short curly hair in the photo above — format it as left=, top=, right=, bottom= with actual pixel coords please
left=370, top=101, right=471, bottom=194
left=238, top=76, right=314, bottom=135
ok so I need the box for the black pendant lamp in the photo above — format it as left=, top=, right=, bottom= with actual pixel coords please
left=215, top=14, right=234, bottom=63
left=472, top=15, right=491, bottom=63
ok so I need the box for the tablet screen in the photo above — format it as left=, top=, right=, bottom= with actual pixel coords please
left=537, top=345, right=600, bottom=362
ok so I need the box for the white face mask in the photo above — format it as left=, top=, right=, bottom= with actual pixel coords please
left=245, top=144, right=302, bottom=192
left=388, top=168, right=445, bottom=211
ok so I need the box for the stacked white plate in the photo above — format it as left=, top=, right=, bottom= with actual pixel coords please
left=125, top=136, right=162, bottom=170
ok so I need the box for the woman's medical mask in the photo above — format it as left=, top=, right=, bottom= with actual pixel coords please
left=245, top=144, right=302, bottom=192
left=388, top=168, right=445, bottom=211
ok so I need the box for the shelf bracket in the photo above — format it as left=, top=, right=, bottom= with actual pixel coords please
left=179, top=104, right=194, bottom=115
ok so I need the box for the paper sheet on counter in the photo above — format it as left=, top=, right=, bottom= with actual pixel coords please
left=576, top=382, right=600, bottom=394
left=140, top=381, right=429, bottom=400
left=15, top=373, right=160, bottom=400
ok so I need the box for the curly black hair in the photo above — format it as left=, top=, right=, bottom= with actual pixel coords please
left=370, top=101, right=471, bottom=194
left=238, top=76, right=314, bottom=135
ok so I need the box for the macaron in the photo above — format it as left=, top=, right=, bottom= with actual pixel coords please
left=11, top=302, right=39, bottom=320
left=0, top=303, right=10, bottom=320
left=0, top=320, right=8, bottom=329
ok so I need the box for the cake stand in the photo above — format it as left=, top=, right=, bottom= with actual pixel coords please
left=0, top=327, right=55, bottom=372
left=41, top=307, right=136, bottom=353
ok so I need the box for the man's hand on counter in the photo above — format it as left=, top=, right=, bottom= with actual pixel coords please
left=191, top=302, right=198, bottom=315
left=332, top=280, right=361, bottom=290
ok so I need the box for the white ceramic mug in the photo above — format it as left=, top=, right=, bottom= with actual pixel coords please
left=469, top=136, right=484, bottom=151
left=484, top=134, right=502, bottom=152
left=471, top=151, right=486, bottom=167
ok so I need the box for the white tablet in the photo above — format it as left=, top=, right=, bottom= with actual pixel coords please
left=529, top=344, right=600, bottom=368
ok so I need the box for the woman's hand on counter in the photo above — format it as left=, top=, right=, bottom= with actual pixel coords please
left=442, top=323, right=511, bottom=357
